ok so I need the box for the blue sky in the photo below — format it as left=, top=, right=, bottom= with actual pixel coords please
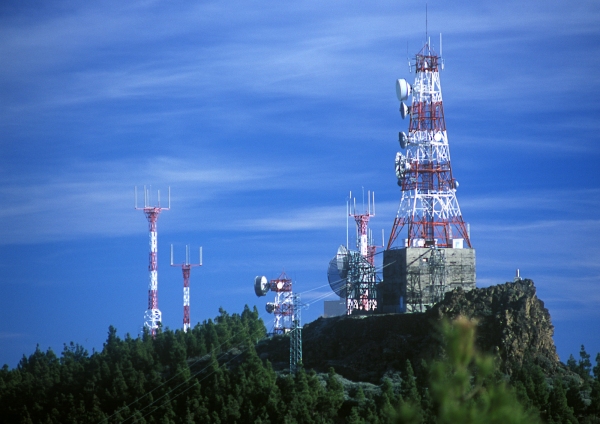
left=1, top=0, right=599, bottom=367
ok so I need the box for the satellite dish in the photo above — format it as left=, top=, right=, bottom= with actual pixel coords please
left=434, top=132, right=442, bottom=142
left=396, top=78, right=412, bottom=101
left=454, top=180, right=459, bottom=189
left=400, top=102, right=410, bottom=119
left=335, top=245, right=348, bottom=275
left=399, top=131, right=408, bottom=149
left=265, top=302, right=276, bottom=313
left=395, top=152, right=410, bottom=178
left=254, top=275, right=269, bottom=297
left=327, top=245, right=350, bottom=297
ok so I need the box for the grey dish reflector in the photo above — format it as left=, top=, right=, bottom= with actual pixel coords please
left=254, top=275, right=269, bottom=297
left=396, top=78, right=412, bottom=101
left=327, top=245, right=350, bottom=297
left=399, top=132, right=408, bottom=149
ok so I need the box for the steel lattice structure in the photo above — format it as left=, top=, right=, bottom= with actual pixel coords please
left=266, top=272, right=295, bottom=335
left=346, top=191, right=378, bottom=314
left=135, top=186, right=170, bottom=336
left=171, top=245, right=202, bottom=332
left=255, top=272, right=302, bottom=373
left=388, top=42, right=471, bottom=250
left=405, top=247, right=447, bottom=313
left=289, top=293, right=302, bottom=374
left=345, top=250, right=378, bottom=314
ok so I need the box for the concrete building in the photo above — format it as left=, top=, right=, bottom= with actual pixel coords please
left=323, top=299, right=347, bottom=317
left=379, top=246, right=476, bottom=313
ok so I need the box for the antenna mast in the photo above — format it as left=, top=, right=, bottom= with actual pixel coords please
left=382, top=28, right=476, bottom=314
left=135, top=186, right=170, bottom=336
left=171, top=245, right=203, bottom=332
left=389, top=39, right=471, bottom=250
left=346, top=190, right=379, bottom=314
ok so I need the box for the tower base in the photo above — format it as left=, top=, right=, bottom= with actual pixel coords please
left=379, top=246, right=476, bottom=313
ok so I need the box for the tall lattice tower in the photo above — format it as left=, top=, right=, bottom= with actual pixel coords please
left=380, top=39, right=476, bottom=313
left=171, top=245, right=202, bottom=332
left=135, top=186, right=170, bottom=335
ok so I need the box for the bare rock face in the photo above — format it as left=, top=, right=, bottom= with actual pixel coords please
left=428, top=279, right=559, bottom=373
left=256, top=279, right=560, bottom=383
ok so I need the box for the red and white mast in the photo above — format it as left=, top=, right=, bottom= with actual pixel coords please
left=349, top=190, right=377, bottom=266
left=388, top=39, right=471, bottom=250
left=135, top=186, right=170, bottom=336
left=171, top=245, right=202, bottom=332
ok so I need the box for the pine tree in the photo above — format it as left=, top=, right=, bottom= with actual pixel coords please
left=547, top=378, right=578, bottom=424
left=578, top=345, right=592, bottom=379
left=400, top=316, right=540, bottom=424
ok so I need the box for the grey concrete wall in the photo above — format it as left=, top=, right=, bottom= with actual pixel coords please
left=380, top=247, right=476, bottom=313
left=323, top=299, right=347, bottom=317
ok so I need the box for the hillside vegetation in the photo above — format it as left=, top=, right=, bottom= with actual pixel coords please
left=1, top=281, right=599, bottom=423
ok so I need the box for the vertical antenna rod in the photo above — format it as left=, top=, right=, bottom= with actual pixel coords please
left=425, top=3, right=428, bottom=46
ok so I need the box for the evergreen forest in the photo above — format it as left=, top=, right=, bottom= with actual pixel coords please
left=0, top=305, right=599, bottom=423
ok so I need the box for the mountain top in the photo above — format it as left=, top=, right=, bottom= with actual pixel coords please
left=257, top=279, right=560, bottom=383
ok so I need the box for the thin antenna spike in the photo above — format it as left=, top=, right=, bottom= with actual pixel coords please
left=170, top=244, right=174, bottom=266
left=346, top=198, right=349, bottom=248
left=186, top=245, right=190, bottom=266
left=426, top=3, right=428, bottom=46
left=199, top=247, right=203, bottom=266
left=362, top=186, right=365, bottom=212
left=407, top=41, right=411, bottom=73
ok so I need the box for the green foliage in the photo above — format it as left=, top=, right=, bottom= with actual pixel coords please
left=396, top=316, right=540, bottom=424
left=1, top=308, right=599, bottom=423
left=0, top=306, right=267, bottom=423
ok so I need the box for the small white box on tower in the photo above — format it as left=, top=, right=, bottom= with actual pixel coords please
left=452, top=238, right=464, bottom=249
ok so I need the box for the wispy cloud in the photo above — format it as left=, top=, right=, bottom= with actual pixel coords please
left=0, top=332, right=27, bottom=340
left=238, top=206, right=347, bottom=231
left=461, top=189, right=600, bottom=215
left=0, top=155, right=285, bottom=245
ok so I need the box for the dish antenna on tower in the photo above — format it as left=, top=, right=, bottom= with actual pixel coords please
left=254, top=275, right=269, bottom=297
left=399, top=131, right=409, bottom=149
left=327, top=245, right=350, bottom=297
left=396, top=78, right=412, bottom=101
left=400, top=102, right=410, bottom=119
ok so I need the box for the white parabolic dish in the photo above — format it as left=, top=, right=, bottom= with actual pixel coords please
left=396, top=78, right=412, bottom=101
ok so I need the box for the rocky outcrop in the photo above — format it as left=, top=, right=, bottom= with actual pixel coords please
left=429, top=279, right=559, bottom=373
left=256, top=279, right=560, bottom=383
